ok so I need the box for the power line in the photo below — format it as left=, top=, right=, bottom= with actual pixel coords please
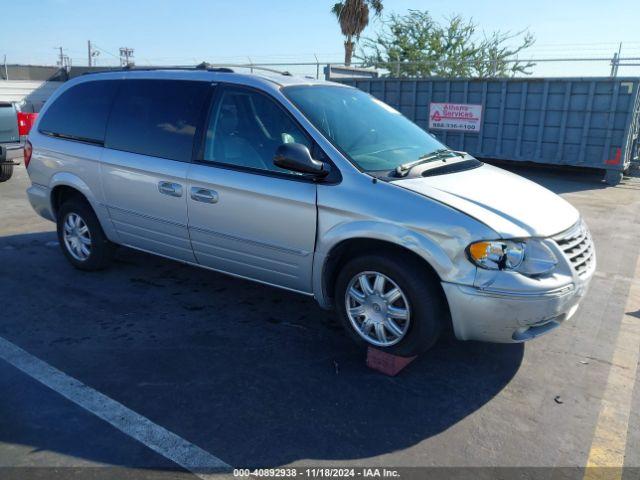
left=91, top=44, right=120, bottom=59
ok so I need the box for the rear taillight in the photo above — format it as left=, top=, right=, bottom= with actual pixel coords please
left=17, top=113, right=28, bottom=136
left=24, top=140, right=32, bottom=168
left=17, top=112, right=38, bottom=136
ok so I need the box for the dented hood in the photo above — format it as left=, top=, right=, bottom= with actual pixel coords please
left=391, top=163, right=579, bottom=238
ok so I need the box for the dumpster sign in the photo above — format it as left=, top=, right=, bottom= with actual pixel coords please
left=429, top=102, right=483, bottom=133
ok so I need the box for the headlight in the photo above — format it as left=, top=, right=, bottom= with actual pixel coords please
left=467, top=239, right=557, bottom=276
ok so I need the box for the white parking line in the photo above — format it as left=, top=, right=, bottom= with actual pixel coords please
left=0, top=335, right=231, bottom=479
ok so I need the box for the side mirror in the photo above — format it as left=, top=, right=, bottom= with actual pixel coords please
left=273, top=143, right=329, bottom=177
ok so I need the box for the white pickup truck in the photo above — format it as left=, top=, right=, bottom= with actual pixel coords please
left=0, top=102, right=34, bottom=182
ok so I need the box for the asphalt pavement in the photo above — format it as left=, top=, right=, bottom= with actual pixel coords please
left=0, top=163, right=639, bottom=479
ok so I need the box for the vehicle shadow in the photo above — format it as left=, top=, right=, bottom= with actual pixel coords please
left=0, top=231, right=524, bottom=469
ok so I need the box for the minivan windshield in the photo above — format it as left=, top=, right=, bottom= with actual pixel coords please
left=283, top=85, right=447, bottom=172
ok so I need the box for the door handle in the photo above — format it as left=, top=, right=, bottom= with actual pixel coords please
left=158, top=181, right=183, bottom=197
left=190, top=187, right=219, bottom=204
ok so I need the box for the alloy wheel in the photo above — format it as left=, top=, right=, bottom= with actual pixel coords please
left=62, top=212, right=92, bottom=261
left=344, top=271, right=411, bottom=347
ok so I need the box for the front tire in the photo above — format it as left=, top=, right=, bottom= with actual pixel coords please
left=56, top=198, right=115, bottom=271
left=334, top=253, right=446, bottom=357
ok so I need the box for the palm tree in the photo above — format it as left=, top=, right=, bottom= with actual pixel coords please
left=332, top=0, right=383, bottom=66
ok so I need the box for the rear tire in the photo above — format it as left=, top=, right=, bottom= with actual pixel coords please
left=604, top=170, right=623, bottom=186
left=56, top=198, right=115, bottom=271
left=334, top=253, right=447, bottom=357
left=0, top=163, right=13, bottom=182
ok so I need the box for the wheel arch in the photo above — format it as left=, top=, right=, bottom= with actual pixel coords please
left=49, top=173, right=119, bottom=243
left=50, top=184, right=90, bottom=218
left=314, top=222, right=455, bottom=311
left=49, top=173, right=96, bottom=215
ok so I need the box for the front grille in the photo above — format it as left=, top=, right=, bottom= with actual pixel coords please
left=553, top=221, right=595, bottom=277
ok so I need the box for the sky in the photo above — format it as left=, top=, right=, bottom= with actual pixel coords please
left=2, top=0, right=640, bottom=77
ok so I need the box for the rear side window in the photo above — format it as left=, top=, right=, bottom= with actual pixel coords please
left=38, top=80, right=118, bottom=143
left=105, top=80, right=209, bottom=162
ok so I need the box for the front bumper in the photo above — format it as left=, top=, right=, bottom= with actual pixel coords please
left=442, top=276, right=592, bottom=343
left=442, top=218, right=596, bottom=343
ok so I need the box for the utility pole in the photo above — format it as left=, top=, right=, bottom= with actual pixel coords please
left=119, top=47, right=134, bottom=67
left=56, top=46, right=64, bottom=67
left=87, top=41, right=100, bottom=67
left=610, top=42, right=622, bottom=77
left=54, top=46, right=71, bottom=71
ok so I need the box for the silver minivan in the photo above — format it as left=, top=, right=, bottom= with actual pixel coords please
left=25, top=68, right=595, bottom=357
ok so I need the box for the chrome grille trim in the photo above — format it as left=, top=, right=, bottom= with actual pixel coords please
left=553, top=220, right=595, bottom=277
left=561, top=229, right=588, bottom=251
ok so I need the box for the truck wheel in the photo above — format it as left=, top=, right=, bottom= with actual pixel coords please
left=604, top=170, right=623, bottom=186
left=334, top=253, right=447, bottom=357
left=56, top=198, right=115, bottom=271
left=0, top=164, right=13, bottom=182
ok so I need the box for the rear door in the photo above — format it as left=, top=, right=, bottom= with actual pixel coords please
left=187, top=85, right=317, bottom=292
left=101, top=79, right=210, bottom=262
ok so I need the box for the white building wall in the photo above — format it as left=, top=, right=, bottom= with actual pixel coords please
left=0, top=80, right=63, bottom=112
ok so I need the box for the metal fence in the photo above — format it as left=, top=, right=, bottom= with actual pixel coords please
left=336, top=76, right=640, bottom=185
left=200, top=56, right=640, bottom=80
left=3, top=54, right=640, bottom=81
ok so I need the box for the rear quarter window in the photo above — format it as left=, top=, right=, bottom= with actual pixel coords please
left=38, top=80, right=119, bottom=143
left=105, top=80, right=210, bottom=162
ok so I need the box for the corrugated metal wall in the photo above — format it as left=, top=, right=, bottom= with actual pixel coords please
left=0, top=80, right=62, bottom=112
left=338, top=77, right=640, bottom=174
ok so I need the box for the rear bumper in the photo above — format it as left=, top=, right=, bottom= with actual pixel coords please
left=442, top=277, right=591, bottom=343
left=26, top=184, right=54, bottom=221
left=1, top=142, right=23, bottom=162
left=4, top=143, right=22, bottom=151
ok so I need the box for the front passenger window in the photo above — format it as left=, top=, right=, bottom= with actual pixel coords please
left=203, top=88, right=311, bottom=174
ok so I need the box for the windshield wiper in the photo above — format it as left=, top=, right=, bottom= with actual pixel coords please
left=395, top=148, right=459, bottom=177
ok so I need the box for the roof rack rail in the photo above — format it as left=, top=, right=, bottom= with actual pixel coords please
left=81, top=64, right=233, bottom=76
left=191, top=63, right=292, bottom=76
left=81, top=63, right=293, bottom=77
left=195, top=62, right=234, bottom=72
